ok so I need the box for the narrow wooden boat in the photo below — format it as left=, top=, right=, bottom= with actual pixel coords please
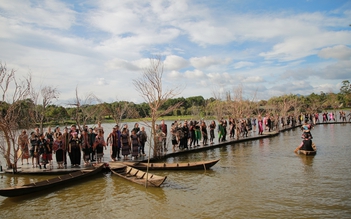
left=298, top=143, right=317, bottom=156
left=116, top=159, right=220, bottom=171
left=299, top=150, right=317, bottom=156
left=0, top=163, right=105, bottom=197
left=110, top=166, right=166, bottom=187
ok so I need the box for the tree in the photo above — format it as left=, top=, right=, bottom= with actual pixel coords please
left=103, top=101, right=140, bottom=125
left=0, top=63, right=32, bottom=172
left=68, top=87, right=101, bottom=130
left=133, top=56, right=182, bottom=158
left=31, top=86, right=59, bottom=133
left=340, top=80, right=351, bottom=94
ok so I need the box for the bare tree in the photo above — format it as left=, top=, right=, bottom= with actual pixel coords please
left=133, top=56, right=182, bottom=158
left=0, top=63, right=32, bottom=172
left=103, top=100, right=139, bottom=125
left=31, top=86, right=59, bottom=133
left=68, top=86, right=100, bottom=131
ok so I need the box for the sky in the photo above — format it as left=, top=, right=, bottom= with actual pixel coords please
left=0, top=0, right=351, bottom=105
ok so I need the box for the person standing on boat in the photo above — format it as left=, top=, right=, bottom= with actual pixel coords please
left=107, top=126, right=119, bottom=161
left=121, top=128, right=131, bottom=160
left=18, top=130, right=30, bottom=165
left=138, top=126, right=147, bottom=156
left=181, top=122, right=189, bottom=150
left=53, top=133, right=64, bottom=169
left=301, top=120, right=313, bottom=139
left=294, top=133, right=314, bottom=153
left=69, top=132, right=82, bottom=167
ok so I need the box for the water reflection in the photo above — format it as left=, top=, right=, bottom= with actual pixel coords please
left=1, top=124, right=351, bottom=218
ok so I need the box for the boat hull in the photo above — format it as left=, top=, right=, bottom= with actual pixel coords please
left=116, top=159, right=220, bottom=171
left=0, top=163, right=105, bottom=197
left=110, top=166, right=166, bottom=187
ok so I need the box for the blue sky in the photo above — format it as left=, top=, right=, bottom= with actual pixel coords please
left=0, top=0, right=350, bottom=105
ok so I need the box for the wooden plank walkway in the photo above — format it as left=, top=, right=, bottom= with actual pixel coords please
left=3, top=121, right=350, bottom=174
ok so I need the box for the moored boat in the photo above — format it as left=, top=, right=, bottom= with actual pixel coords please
left=0, top=163, right=105, bottom=197
left=114, top=159, right=220, bottom=171
left=299, top=150, right=317, bottom=155
left=110, top=166, right=166, bottom=187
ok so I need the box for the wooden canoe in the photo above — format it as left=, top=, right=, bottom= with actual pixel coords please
left=299, top=150, right=317, bottom=156
left=110, top=166, right=166, bottom=187
left=298, top=143, right=317, bottom=156
left=118, top=159, right=220, bottom=171
left=0, top=163, right=105, bottom=197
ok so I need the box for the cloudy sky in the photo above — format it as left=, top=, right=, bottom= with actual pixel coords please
left=1, top=0, right=350, bottom=105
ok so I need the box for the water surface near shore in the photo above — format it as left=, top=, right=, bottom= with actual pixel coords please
left=0, top=123, right=350, bottom=218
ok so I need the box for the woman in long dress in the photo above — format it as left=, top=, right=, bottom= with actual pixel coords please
left=53, top=133, right=64, bottom=169
left=258, top=115, right=263, bottom=135
left=18, top=130, right=30, bottom=165
left=121, top=128, right=131, bottom=160
left=130, top=130, right=140, bottom=159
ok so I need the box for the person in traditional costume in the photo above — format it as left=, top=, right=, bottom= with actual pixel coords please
left=121, top=128, right=131, bottom=160
left=18, top=130, right=30, bottom=165
left=29, top=131, right=38, bottom=167
left=130, top=130, right=140, bottom=159
left=107, top=126, right=119, bottom=161
left=201, top=121, right=208, bottom=145
left=45, top=127, right=54, bottom=169
left=62, top=127, right=70, bottom=167
left=194, top=121, right=201, bottom=146
left=38, top=134, right=49, bottom=169
left=93, top=130, right=106, bottom=163
left=69, top=132, right=82, bottom=167
left=81, top=129, right=91, bottom=165
left=138, top=126, right=147, bottom=156
left=294, top=133, right=314, bottom=153
left=88, top=128, right=97, bottom=161
left=209, top=120, right=216, bottom=144
left=53, top=133, right=64, bottom=169
left=258, top=116, right=263, bottom=135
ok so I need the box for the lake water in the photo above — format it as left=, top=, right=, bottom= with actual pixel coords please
left=0, top=123, right=350, bottom=218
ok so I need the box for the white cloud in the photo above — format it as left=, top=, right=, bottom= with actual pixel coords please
left=96, top=78, right=108, bottom=86
left=242, top=76, right=264, bottom=83
left=234, top=61, right=255, bottom=69
left=190, top=56, right=223, bottom=69
left=105, top=58, right=140, bottom=71
left=184, top=69, right=205, bottom=79
left=164, top=55, right=189, bottom=70
left=318, top=45, right=351, bottom=60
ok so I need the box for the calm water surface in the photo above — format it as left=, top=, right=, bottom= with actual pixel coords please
left=0, top=124, right=350, bottom=219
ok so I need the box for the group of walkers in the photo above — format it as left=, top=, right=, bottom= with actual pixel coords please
left=17, top=121, right=150, bottom=169
left=17, top=111, right=351, bottom=168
